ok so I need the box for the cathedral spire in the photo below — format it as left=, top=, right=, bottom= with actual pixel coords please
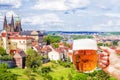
left=3, top=15, right=7, bottom=30
left=10, top=15, right=14, bottom=32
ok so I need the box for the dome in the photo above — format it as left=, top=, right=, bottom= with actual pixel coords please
left=16, top=16, right=21, bottom=22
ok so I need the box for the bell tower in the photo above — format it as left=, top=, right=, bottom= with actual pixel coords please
left=15, top=16, right=22, bottom=32
left=3, top=15, right=7, bottom=31
left=10, top=15, right=14, bottom=32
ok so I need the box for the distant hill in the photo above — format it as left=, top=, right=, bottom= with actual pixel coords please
left=46, top=31, right=106, bottom=35
left=108, top=32, right=120, bottom=35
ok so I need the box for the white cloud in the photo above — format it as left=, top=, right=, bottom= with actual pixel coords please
left=32, top=0, right=90, bottom=10
left=22, top=13, right=65, bottom=31
left=104, top=13, right=120, bottom=18
left=6, top=11, right=18, bottom=17
left=0, top=13, right=4, bottom=22
left=32, top=0, right=67, bottom=10
left=91, top=20, right=120, bottom=31
left=0, top=0, right=21, bottom=8
left=22, top=13, right=63, bottom=25
left=65, top=0, right=90, bottom=9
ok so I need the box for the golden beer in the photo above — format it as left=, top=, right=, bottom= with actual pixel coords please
left=72, top=39, right=98, bottom=73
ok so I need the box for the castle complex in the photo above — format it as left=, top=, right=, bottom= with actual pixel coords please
left=1, top=15, right=45, bottom=52
left=3, top=15, right=22, bottom=32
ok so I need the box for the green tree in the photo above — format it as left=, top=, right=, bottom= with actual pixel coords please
left=26, top=48, right=42, bottom=68
left=52, top=43, right=59, bottom=48
left=43, top=35, right=63, bottom=44
left=97, top=43, right=104, bottom=46
left=0, top=47, right=7, bottom=56
left=63, top=42, right=70, bottom=48
left=112, top=40, right=118, bottom=46
left=0, top=55, right=12, bottom=61
left=26, top=48, right=35, bottom=55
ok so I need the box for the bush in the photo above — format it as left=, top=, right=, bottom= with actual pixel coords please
left=73, top=73, right=88, bottom=80
left=51, top=64, right=57, bottom=69
left=41, top=66, right=52, bottom=74
left=95, top=70, right=110, bottom=80
left=60, top=76, right=64, bottom=80
left=0, top=63, right=17, bottom=80
left=30, top=77, right=36, bottom=80
left=0, top=47, right=7, bottom=56
left=0, top=73, right=17, bottom=80
left=58, top=60, right=71, bottom=68
left=0, top=63, right=8, bottom=73
left=43, top=74, right=53, bottom=80
left=24, top=68, right=32, bottom=77
left=0, top=55, right=13, bottom=61
left=51, top=60, right=57, bottom=64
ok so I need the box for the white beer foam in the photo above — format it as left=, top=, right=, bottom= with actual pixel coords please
left=73, top=39, right=97, bottom=50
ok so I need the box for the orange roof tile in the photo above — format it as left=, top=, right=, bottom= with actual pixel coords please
left=9, top=36, right=33, bottom=40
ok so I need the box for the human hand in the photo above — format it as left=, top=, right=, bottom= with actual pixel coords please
left=98, top=46, right=120, bottom=80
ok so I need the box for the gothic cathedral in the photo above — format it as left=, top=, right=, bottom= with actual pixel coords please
left=3, top=15, right=22, bottom=32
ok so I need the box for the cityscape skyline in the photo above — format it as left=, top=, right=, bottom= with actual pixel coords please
left=1, top=0, right=120, bottom=31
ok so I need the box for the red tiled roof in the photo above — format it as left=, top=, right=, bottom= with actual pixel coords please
left=10, top=50, right=17, bottom=53
left=11, top=49, right=26, bottom=57
left=41, top=46, right=52, bottom=52
left=8, top=32, right=19, bottom=36
left=9, top=36, right=33, bottom=40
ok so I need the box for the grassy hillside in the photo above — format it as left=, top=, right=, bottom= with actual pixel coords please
left=9, top=62, right=117, bottom=80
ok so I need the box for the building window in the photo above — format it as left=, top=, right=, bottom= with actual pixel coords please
left=23, top=41, right=25, bottom=43
left=8, top=42, right=11, bottom=45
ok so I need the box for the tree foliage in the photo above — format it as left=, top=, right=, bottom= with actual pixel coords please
left=26, top=48, right=35, bottom=55
left=25, top=48, right=42, bottom=68
left=63, top=42, right=70, bottom=48
left=52, top=43, right=59, bottom=48
left=0, top=55, right=13, bottom=61
left=73, top=35, right=93, bottom=40
left=112, top=40, right=118, bottom=46
left=0, top=47, right=7, bottom=56
left=43, top=35, right=63, bottom=44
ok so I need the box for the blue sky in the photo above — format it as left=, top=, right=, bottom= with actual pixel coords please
left=0, top=0, right=120, bottom=31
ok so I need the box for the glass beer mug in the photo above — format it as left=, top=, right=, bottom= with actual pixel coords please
left=72, top=39, right=98, bottom=73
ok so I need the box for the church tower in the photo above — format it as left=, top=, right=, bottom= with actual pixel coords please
left=10, top=15, right=14, bottom=32
left=3, top=15, right=22, bottom=32
left=15, top=17, right=22, bottom=32
left=3, top=16, right=7, bottom=30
